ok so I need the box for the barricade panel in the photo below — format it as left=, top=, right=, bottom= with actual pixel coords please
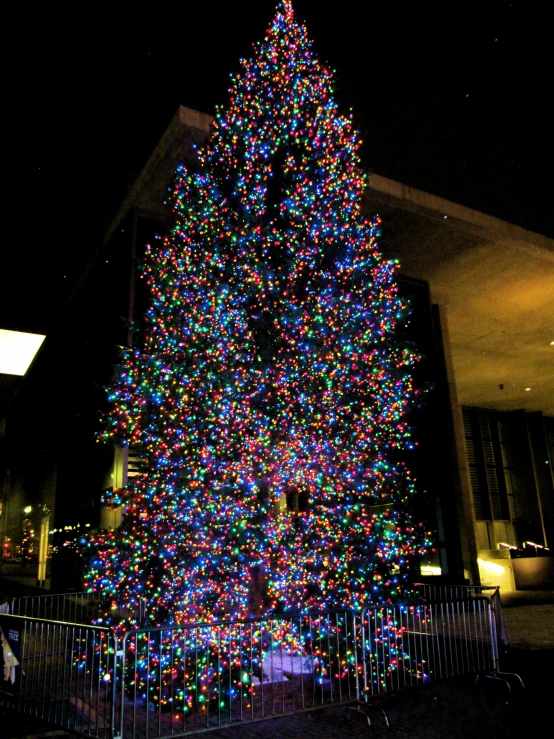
left=117, top=610, right=361, bottom=738
left=359, top=596, right=496, bottom=702
left=1, top=590, right=500, bottom=738
left=0, top=614, right=116, bottom=738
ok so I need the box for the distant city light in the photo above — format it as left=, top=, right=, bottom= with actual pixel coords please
left=0, top=329, right=45, bottom=376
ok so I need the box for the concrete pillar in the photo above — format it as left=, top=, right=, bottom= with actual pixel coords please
left=433, top=304, right=480, bottom=584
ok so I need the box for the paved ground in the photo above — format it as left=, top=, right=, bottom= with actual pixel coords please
left=5, top=663, right=550, bottom=739
left=2, top=584, right=553, bottom=738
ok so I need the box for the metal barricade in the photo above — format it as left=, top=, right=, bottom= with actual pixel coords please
left=115, top=610, right=362, bottom=738
left=0, top=613, right=117, bottom=738
left=0, top=592, right=512, bottom=738
left=9, top=591, right=147, bottom=627
left=359, top=597, right=498, bottom=701
left=9, top=591, right=103, bottom=623
left=413, top=583, right=508, bottom=650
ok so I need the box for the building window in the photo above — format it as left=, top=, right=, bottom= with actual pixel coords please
left=463, top=408, right=509, bottom=521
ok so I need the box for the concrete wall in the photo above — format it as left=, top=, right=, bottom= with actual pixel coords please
left=512, top=557, right=554, bottom=589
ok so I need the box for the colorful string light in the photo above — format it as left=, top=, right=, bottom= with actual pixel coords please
left=86, top=0, right=429, bottom=636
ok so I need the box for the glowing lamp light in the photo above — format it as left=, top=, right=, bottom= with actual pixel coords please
left=420, top=565, right=441, bottom=576
left=477, top=558, right=505, bottom=574
left=0, top=329, right=45, bottom=376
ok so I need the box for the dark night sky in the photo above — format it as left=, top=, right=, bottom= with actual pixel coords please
left=3, top=0, right=552, bottom=335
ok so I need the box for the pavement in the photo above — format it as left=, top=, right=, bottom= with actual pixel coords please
left=500, top=588, right=554, bottom=650
left=2, top=584, right=553, bottom=738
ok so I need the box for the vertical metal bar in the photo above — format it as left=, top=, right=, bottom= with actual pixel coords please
left=352, top=611, right=360, bottom=701
left=42, top=620, right=50, bottom=722
left=194, top=626, right=199, bottom=733
left=325, top=613, right=331, bottom=704
left=444, top=601, right=452, bottom=678
left=82, top=626, right=88, bottom=733
left=170, top=628, right=175, bottom=735
left=305, top=615, right=312, bottom=707
left=146, top=630, right=151, bottom=739
left=380, top=608, right=386, bottom=695
left=238, top=622, right=243, bottom=724
left=281, top=620, right=286, bottom=713
left=316, top=614, right=323, bottom=704
left=359, top=610, right=366, bottom=700
left=297, top=615, right=304, bottom=709
left=260, top=620, right=266, bottom=717
left=460, top=593, right=468, bottom=675
left=29, top=619, right=37, bottom=716
left=477, top=598, right=485, bottom=672
left=418, top=604, right=425, bottom=687
left=424, top=602, right=431, bottom=685
left=49, top=621, right=56, bottom=722
left=370, top=607, right=377, bottom=697
left=461, top=596, right=470, bottom=675
left=76, top=626, right=83, bottom=733
left=467, top=598, right=475, bottom=674
left=450, top=596, right=458, bottom=677
left=104, top=629, right=111, bottom=738
left=216, top=629, right=222, bottom=726
left=61, top=624, right=69, bottom=728
left=492, top=588, right=507, bottom=653
left=435, top=602, right=444, bottom=681
left=83, top=628, right=90, bottom=735
left=450, top=599, right=457, bottom=678
left=182, top=629, right=187, bottom=735
left=132, top=633, right=138, bottom=739
left=227, top=625, right=232, bottom=728
left=92, top=630, right=99, bottom=738
left=342, top=611, right=349, bottom=700
left=411, top=605, right=418, bottom=688
left=385, top=608, right=393, bottom=693
left=394, top=607, right=401, bottom=691
left=455, top=598, right=462, bottom=676
left=397, top=607, right=405, bottom=691
left=408, top=606, right=415, bottom=691
left=335, top=612, right=341, bottom=703
left=20, top=619, right=29, bottom=713
left=478, top=601, right=487, bottom=670
left=249, top=621, right=254, bottom=720
left=487, top=599, right=499, bottom=672
left=372, top=607, right=378, bottom=696
left=364, top=608, right=371, bottom=697
left=158, top=631, right=162, bottom=739
left=411, top=605, right=418, bottom=685
left=52, top=623, right=60, bottom=725
left=68, top=626, right=75, bottom=731
left=36, top=620, right=45, bottom=717
left=404, top=607, right=410, bottom=690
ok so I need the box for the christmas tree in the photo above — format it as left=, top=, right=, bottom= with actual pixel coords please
left=86, top=0, right=428, bottom=630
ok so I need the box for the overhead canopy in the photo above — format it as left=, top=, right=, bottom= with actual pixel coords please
left=104, top=106, right=554, bottom=416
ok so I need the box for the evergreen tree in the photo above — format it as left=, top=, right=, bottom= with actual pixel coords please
left=86, top=0, right=428, bottom=629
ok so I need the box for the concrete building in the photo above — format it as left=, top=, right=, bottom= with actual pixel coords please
left=1, top=106, right=553, bottom=591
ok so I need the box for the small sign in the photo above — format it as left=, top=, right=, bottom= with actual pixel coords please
left=0, top=616, right=22, bottom=699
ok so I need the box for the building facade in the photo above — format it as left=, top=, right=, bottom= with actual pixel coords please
left=1, top=107, right=552, bottom=591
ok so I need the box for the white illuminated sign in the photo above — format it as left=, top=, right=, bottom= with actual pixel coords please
left=0, top=330, right=46, bottom=376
